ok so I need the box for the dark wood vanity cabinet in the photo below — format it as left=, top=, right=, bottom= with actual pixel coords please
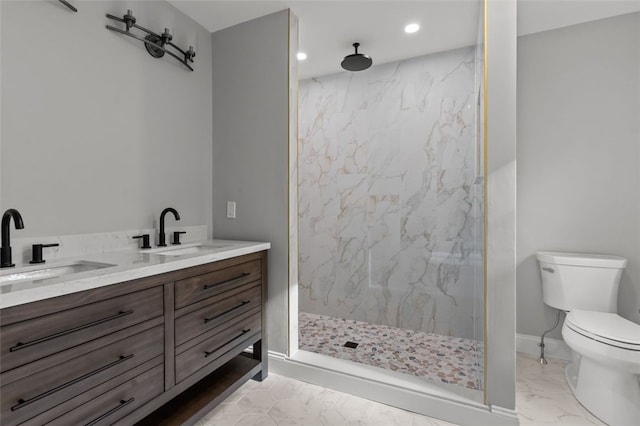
left=0, top=251, right=268, bottom=426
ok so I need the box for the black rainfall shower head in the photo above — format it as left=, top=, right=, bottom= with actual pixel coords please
left=341, top=43, right=372, bottom=72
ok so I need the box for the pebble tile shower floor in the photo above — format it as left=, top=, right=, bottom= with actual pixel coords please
left=298, top=312, right=483, bottom=390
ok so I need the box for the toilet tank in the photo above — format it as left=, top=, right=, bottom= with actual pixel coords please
left=536, top=251, right=627, bottom=312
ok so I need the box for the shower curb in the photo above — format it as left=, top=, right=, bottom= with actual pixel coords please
left=269, top=350, right=519, bottom=426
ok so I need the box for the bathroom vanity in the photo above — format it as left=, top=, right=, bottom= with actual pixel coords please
left=0, top=241, right=269, bottom=426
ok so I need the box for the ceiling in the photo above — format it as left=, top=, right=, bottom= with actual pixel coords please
left=168, top=0, right=640, bottom=79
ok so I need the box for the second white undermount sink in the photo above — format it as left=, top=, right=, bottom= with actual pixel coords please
left=144, top=242, right=234, bottom=256
left=0, top=260, right=117, bottom=286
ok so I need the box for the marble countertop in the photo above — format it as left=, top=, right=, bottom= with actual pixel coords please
left=0, top=240, right=270, bottom=310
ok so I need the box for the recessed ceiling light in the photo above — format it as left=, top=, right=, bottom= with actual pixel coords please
left=404, top=23, right=420, bottom=34
left=297, top=52, right=307, bottom=61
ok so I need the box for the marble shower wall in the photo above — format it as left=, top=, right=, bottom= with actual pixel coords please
left=299, top=46, right=483, bottom=340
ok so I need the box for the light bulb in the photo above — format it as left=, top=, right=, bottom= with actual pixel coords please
left=404, top=23, right=420, bottom=34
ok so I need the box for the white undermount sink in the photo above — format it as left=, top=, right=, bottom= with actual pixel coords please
left=144, top=242, right=234, bottom=256
left=0, top=260, right=116, bottom=286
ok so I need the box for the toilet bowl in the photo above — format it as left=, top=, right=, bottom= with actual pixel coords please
left=537, top=251, right=640, bottom=426
left=562, top=310, right=640, bottom=426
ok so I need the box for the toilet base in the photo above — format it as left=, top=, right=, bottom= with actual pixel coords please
left=565, top=355, right=640, bottom=426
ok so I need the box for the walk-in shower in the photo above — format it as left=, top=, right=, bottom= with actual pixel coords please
left=296, top=7, right=485, bottom=398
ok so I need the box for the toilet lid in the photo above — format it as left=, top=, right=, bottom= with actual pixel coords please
left=566, top=310, right=640, bottom=350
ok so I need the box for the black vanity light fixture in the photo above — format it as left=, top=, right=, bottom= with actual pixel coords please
left=106, top=10, right=196, bottom=72
left=58, top=0, right=77, bottom=13
left=341, top=42, right=373, bottom=72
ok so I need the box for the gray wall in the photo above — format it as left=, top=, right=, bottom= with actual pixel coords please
left=485, top=0, right=517, bottom=412
left=517, top=12, right=640, bottom=340
left=211, top=10, right=292, bottom=355
left=0, top=1, right=212, bottom=237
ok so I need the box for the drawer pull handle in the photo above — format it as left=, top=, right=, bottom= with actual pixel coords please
left=203, top=272, right=251, bottom=290
left=204, top=300, right=251, bottom=324
left=204, top=329, right=251, bottom=358
left=10, top=310, right=135, bottom=352
left=11, top=354, right=134, bottom=411
left=85, top=397, right=135, bottom=426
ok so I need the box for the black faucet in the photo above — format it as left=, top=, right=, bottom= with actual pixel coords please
left=158, top=207, right=180, bottom=247
left=1, top=209, right=25, bottom=268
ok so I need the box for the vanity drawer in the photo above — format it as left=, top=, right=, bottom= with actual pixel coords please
left=0, top=325, right=163, bottom=426
left=0, top=286, right=163, bottom=373
left=175, top=283, right=261, bottom=347
left=47, top=363, right=164, bottom=426
left=12, top=357, right=163, bottom=426
left=175, top=311, right=261, bottom=383
left=174, top=259, right=261, bottom=309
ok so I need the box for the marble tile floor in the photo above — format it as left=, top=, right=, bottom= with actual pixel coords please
left=198, top=372, right=456, bottom=426
left=516, top=353, right=604, bottom=426
left=200, top=353, right=604, bottom=426
left=298, top=312, right=483, bottom=390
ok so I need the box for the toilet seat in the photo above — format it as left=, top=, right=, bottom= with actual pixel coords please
left=565, top=310, right=640, bottom=351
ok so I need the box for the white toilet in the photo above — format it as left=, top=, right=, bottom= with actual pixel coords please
left=537, top=251, right=640, bottom=426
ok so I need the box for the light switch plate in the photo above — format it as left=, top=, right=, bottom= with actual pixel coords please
left=226, top=201, right=236, bottom=219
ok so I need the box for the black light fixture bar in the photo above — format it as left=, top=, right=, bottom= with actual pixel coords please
left=58, top=0, right=77, bottom=13
left=106, top=10, right=195, bottom=72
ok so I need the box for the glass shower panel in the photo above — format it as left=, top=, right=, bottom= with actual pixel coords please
left=472, top=3, right=486, bottom=378
left=298, top=25, right=485, bottom=395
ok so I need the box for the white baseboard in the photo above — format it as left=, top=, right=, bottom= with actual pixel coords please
left=268, top=350, right=518, bottom=426
left=267, top=350, right=286, bottom=360
left=516, top=333, right=571, bottom=361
